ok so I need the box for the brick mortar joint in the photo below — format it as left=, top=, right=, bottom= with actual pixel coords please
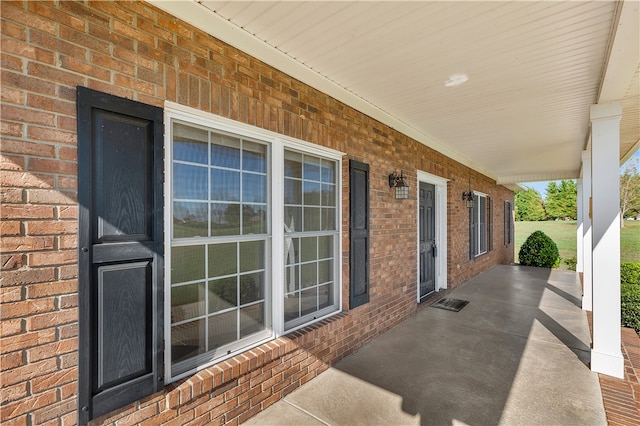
left=166, top=311, right=349, bottom=409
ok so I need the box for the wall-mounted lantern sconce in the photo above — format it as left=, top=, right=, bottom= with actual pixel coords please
left=389, top=171, right=409, bottom=199
left=462, top=190, right=474, bottom=208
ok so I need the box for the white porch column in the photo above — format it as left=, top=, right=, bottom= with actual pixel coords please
left=581, top=151, right=593, bottom=311
left=590, top=101, right=623, bottom=378
left=576, top=179, right=584, bottom=274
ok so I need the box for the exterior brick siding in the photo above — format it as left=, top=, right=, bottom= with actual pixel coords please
left=0, top=1, right=514, bottom=424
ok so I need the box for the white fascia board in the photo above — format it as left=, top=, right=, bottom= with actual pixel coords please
left=598, top=0, right=640, bottom=103
left=503, top=183, right=527, bottom=193
left=621, top=138, right=640, bottom=165
left=146, top=0, right=496, bottom=180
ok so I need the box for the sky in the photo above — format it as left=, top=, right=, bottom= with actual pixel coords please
left=522, top=149, right=640, bottom=200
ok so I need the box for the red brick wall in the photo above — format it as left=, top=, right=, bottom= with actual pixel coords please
left=0, top=1, right=514, bottom=424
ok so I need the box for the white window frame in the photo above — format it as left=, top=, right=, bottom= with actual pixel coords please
left=473, top=191, right=488, bottom=257
left=164, top=102, right=343, bottom=382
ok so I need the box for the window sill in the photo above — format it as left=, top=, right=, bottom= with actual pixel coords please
left=165, top=311, right=348, bottom=409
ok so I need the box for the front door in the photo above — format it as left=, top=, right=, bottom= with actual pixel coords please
left=419, top=182, right=436, bottom=300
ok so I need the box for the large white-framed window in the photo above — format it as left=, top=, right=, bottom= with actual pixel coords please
left=165, top=103, right=342, bottom=381
left=472, top=192, right=488, bottom=257
left=283, top=150, right=338, bottom=329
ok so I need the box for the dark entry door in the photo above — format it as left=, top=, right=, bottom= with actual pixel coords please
left=419, top=182, right=436, bottom=300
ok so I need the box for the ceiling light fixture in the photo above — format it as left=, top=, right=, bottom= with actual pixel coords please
left=445, top=73, right=469, bottom=88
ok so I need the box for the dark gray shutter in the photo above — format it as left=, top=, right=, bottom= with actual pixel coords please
left=488, top=196, right=493, bottom=251
left=509, top=201, right=514, bottom=245
left=504, top=201, right=510, bottom=246
left=77, top=87, right=164, bottom=423
left=469, top=200, right=476, bottom=260
left=349, top=160, right=369, bottom=309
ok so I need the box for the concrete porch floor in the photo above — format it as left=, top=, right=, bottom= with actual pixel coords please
left=245, top=265, right=606, bottom=425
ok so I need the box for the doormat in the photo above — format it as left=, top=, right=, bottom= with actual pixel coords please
left=431, top=298, right=469, bottom=312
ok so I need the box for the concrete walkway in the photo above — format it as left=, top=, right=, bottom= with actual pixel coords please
left=245, top=265, right=606, bottom=425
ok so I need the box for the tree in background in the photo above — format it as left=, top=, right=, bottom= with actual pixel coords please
left=545, top=180, right=577, bottom=220
left=515, top=188, right=546, bottom=221
left=620, top=163, right=640, bottom=228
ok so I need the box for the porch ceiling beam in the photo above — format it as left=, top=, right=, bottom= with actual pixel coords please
left=496, top=171, right=579, bottom=185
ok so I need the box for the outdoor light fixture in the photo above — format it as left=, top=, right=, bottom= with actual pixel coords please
left=462, top=171, right=474, bottom=207
left=462, top=190, right=474, bottom=208
left=389, top=171, right=409, bottom=200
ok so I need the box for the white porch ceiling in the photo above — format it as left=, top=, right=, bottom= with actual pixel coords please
left=150, top=0, right=640, bottom=185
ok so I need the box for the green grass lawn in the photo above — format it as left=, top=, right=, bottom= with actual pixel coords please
left=515, top=220, right=640, bottom=269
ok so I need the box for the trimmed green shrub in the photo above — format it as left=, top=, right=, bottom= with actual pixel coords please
left=621, top=283, right=640, bottom=333
left=621, top=262, right=640, bottom=286
left=621, top=262, right=640, bottom=334
left=518, top=230, right=560, bottom=268
left=564, top=256, right=577, bottom=271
